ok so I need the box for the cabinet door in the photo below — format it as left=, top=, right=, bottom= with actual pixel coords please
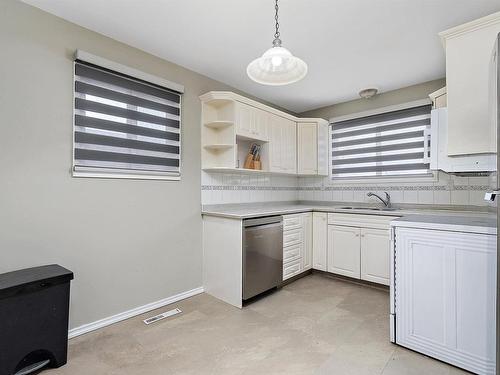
left=302, top=213, right=313, bottom=270
left=312, top=212, right=327, bottom=271
left=282, top=119, right=297, bottom=173
left=235, top=103, right=254, bottom=138
left=268, top=115, right=282, bottom=172
left=395, top=228, right=496, bottom=374
left=317, top=121, right=329, bottom=176
left=253, top=108, right=269, bottom=141
left=360, top=228, right=390, bottom=285
left=297, top=122, right=318, bottom=175
left=327, top=225, right=360, bottom=279
left=444, top=21, right=500, bottom=155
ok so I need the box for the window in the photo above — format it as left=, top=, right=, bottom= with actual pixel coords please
left=330, top=104, right=432, bottom=179
left=73, top=58, right=182, bottom=179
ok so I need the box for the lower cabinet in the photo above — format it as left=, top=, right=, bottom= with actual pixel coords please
left=327, top=213, right=393, bottom=286
left=302, top=213, right=313, bottom=270
left=327, top=225, right=360, bottom=279
left=283, top=212, right=392, bottom=286
left=395, top=227, right=496, bottom=374
left=283, top=213, right=312, bottom=281
left=312, top=212, right=327, bottom=271
left=360, top=228, right=390, bottom=285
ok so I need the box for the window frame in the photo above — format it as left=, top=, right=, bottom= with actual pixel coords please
left=71, top=50, right=184, bottom=181
left=328, top=99, right=437, bottom=184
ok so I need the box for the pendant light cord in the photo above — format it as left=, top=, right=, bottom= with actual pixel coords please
left=274, top=0, right=280, bottom=40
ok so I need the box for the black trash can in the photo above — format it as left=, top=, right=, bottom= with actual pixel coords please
left=0, top=265, right=74, bottom=375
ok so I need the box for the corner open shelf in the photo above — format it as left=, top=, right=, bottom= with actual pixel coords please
left=204, top=120, right=233, bottom=129
left=203, top=144, right=233, bottom=151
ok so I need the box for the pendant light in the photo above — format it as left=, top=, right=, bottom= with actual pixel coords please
left=247, top=0, right=307, bottom=86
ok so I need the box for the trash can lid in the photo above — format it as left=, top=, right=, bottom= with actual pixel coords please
left=0, top=264, right=74, bottom=299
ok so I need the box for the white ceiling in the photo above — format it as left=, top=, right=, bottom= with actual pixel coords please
left=22, top=0, right=500, bottom=113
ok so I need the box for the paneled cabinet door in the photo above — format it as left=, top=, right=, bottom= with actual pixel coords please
left=317, top=122, right=329, bottom=176
left=297, top=122, right=318, bottom=175
left=269, top=116, right=296, bottom=173
left=327, top=225, right=361, bottom=279
left=360, top=228, right=390, bottom=285
left=395, top=228, right=496, bottom=374
left=282, top=119, right=297, bottom=173
left=268, top=115, right=283, bottom=172
left=253, top=108, right=269, bottom=141
left=235, top=103, right=268, bottom=141
left=302, top=213, right=313, bottom=270
left=235, top=103, right=254, bottom=139
left=312, top=212, right=327, bottom=271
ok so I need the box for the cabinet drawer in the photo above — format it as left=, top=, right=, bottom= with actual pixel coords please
left=284, top=215, right=302, bottom=230
left=283, top=228, right=302, bottom=247
left=283, top=243, right=301, bottom=262
left=283, top=258, right=301, bottom=280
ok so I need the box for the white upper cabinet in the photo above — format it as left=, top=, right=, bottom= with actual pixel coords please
left=269, top=115, right=297, bottom=174
left=297, top=121, right=329, bottom=176
left=297, top=122, right=318, bottom=174
left=200, top=91, right=327, bottom=175
left=439, top=12, right=500, bottom=155
left=317, top=121, right=329, bottom=176
left=430, top=108, right=496, bottom=172
left=235, top=102, right=268, bottom=141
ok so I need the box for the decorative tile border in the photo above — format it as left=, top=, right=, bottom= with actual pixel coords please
left=201, top=185, right=299, bottom=191
left=201, top=184, right=490, bottom=192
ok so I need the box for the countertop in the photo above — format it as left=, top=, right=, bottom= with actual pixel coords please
left=202, top=200, right=495, bottom=218
left=390, top=215, right=497, bottom=235
left=202, top=201, right=496, bottom=234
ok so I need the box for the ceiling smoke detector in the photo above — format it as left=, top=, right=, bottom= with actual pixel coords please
left=358, top=88, right=378, bottom=99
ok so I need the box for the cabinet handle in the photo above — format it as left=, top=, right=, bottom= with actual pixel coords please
left=356, top=234, right=360, bottom=237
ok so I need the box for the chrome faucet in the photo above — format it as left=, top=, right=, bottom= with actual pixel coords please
left=367, top=192, right=391, bottom=208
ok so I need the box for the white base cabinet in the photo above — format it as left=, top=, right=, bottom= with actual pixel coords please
left=302, top=213, right=313, bottom=270
left=328, top=225, right=360, bottom=279
left=283, top=213, right=312, bottom=280
left=360, top=228, right=390, bottom=285
left=312, top=212, right=327, bottom=271
left=327, top=213, right=393, bottom=285
left=394, top=227, right=496, bottom=375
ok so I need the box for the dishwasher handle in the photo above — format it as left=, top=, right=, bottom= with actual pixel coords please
left=243, top=216, right=282, bottom=228
left=244, top=222, right=283, bottom=231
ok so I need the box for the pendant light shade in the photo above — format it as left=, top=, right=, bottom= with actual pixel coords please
left=247, top=0, right=307, bottom=86
left=247, top=42, right=308, bottom=86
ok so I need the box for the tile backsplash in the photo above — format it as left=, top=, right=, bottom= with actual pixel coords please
left=201, top=172, right=298, bottom=205
left=201, top=171, right=496, bottom=207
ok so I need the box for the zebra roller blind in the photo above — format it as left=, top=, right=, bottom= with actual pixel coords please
left=331, top=105, right=432, bottom=179
left=73, top=60, right=181, bottom=177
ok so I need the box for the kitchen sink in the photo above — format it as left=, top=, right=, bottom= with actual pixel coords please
left=339, top=206, right=400, bottom=211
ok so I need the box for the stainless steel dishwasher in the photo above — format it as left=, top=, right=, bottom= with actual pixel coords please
left=242, top=216, right=283, bottom=301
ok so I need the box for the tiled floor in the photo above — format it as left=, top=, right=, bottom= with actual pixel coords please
left=48, top=274, right=469, bottom=374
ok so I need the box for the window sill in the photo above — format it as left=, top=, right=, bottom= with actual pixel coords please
left=72, top=169, right=181, bottom=181
left=329, top=172, right=438, bottom=185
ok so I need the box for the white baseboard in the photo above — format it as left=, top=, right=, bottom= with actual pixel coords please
left=68, top=286, right=204, bottom=339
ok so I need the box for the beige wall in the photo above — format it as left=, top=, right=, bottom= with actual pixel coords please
left=300, top=79, right=446, bottom=119
left=0, top=0, right=284, bottom=329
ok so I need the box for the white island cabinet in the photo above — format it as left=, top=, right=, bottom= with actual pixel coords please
left=391, top=216, right=497, bottom=375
